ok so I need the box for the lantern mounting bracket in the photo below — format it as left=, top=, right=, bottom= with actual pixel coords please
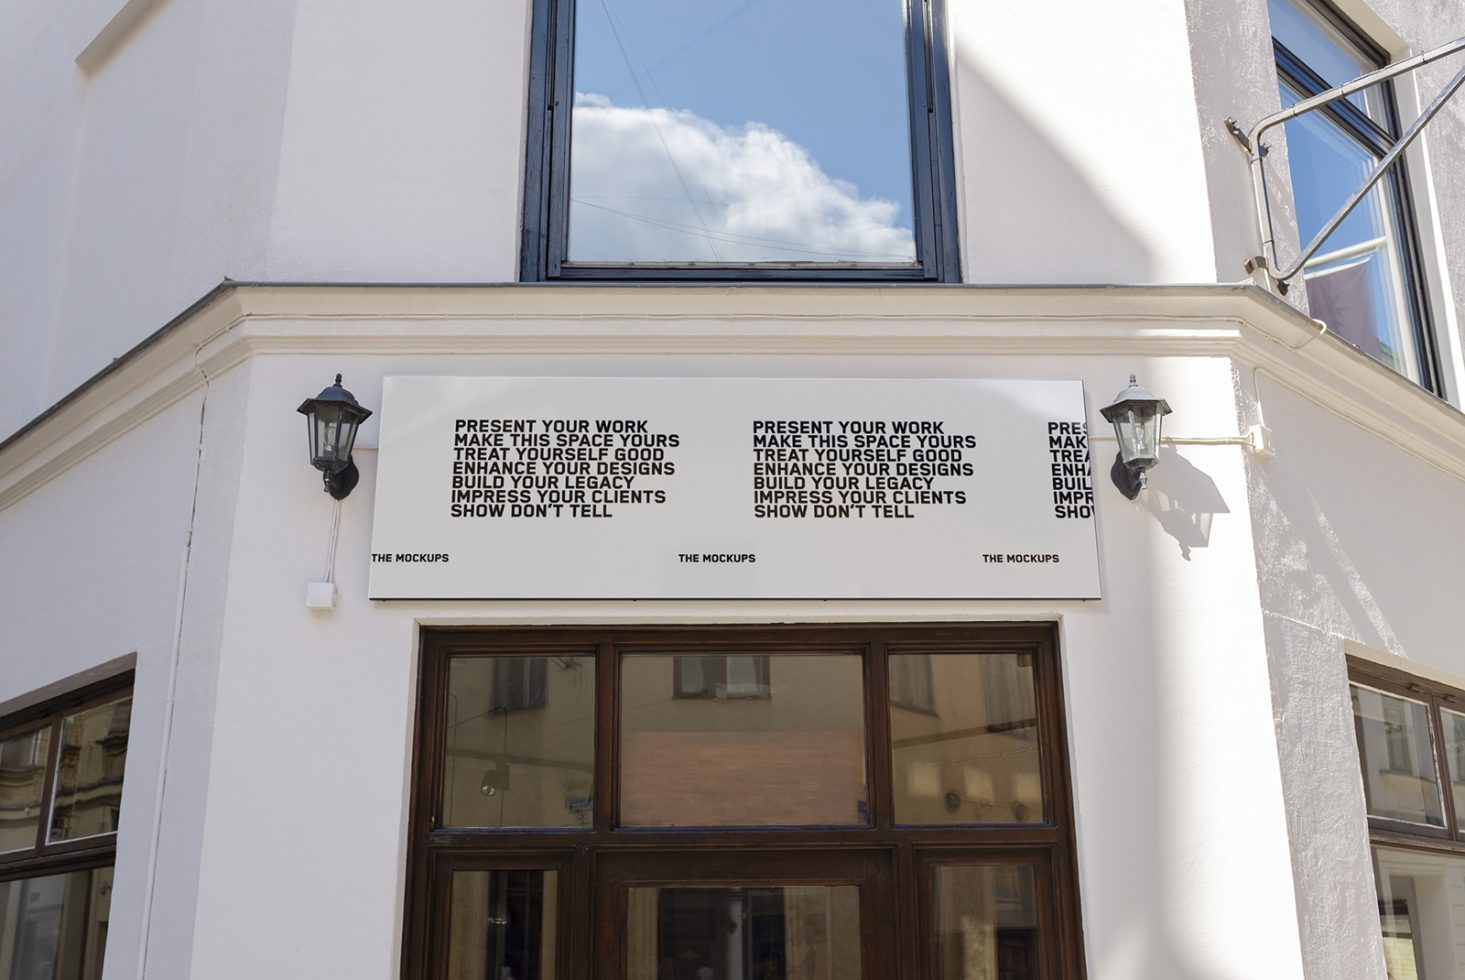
left=323, top=459, right=360, bottom=500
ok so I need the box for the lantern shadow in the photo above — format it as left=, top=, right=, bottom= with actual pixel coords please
left=1143, top=447, right=1230, bottom=560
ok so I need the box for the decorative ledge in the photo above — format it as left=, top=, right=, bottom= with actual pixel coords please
left=3, top=281, right=1464, bottom=510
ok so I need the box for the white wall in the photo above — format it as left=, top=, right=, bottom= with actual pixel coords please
left=0, top=364, right=251, bottom=980
left=9, top=281, right=1448, bottom=977
left=0, top=0, right=295, bottom=439
left=151, top=305, right=1302, bottom=979
left=262, top=0, right=528, bottom=283
left=948, top=0, right=1219, bottom=284
left=1247, top=369, right=1465, bottom=978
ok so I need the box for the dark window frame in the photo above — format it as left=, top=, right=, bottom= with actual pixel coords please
left=1349, top=658, right=1465, bottom=848
left=1271, top=0, right=1442, bottom=392
left=403, top=623, right=1087, bottom=979
left=519, top=0, right=962, bottom=283
left=0, top=673, right=134, bottom=878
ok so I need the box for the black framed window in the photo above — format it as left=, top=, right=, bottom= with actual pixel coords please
left=521, top=0, right=960, bottom=282
left=1348, top=660, right=1465, bottom=976
left=1268, top=0, right=1439, bottom=389
left=0, top=675, right=132, bottom=980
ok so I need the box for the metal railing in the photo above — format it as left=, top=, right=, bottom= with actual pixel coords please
left=1227, top=36, right=1465, bottom=290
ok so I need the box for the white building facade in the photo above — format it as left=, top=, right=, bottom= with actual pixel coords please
left=2, top=0, right=1465, bottom=977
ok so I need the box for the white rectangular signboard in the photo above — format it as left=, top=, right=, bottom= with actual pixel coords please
left=368, top=377, right=1101, bottom=599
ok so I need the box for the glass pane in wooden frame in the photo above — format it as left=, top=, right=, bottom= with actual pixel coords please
left=444, top=656, right=596, bottom=829
left=1442, top=708, right=1465, bottom=833
left=596, top=849, right=894, bottom=980
left=890, top=653, right=1044, bottom=825
left=0, top=865, right=113, bottom=980
left=620, top=651, right=867, bottom=827
left=1351, top=683, right=1445, bottom=827
left=48, top=695, right=131, bottom=844
left=930, top=863, right=1041, bottom=980
left=410, top=627, right=1083, bottom=980
left=447, top=869, right=558, bottom=980
left=0, top=726, right=51, bottom=853
left=626, top=884, right=861, bottom=980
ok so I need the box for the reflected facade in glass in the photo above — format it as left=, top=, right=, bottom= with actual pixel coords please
left=1444, top=708, right=1465, bottom=833
left=447, top=870, right=557, bottom=980
left=1352, top=683, right=1444, bottom=826
left=0, top=867, right=113, bottom=980
left=0, top=727, right=50, bottom=853
left=627, top=885, right=861, bottom=980
left=620, top=652, right=867, bottom=827
left=890, top=654, right=1044, bottom=825
left=444, top=656, right=596, bottom=829
left=931, top=864, right=1039, bottom=980
left=49, top=696, right=131, bottom=843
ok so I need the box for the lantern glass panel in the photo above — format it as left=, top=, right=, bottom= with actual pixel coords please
left=1112, top=408, right=1140, bottom=460
left=1129, top=409, right=1156, bottom=460
left=1139, top=409, right=1164, bottom=460
left=315, top=417, right=341, bottom=463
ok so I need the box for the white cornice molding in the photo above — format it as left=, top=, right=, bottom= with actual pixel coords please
left=3, top=281, right=1464, bottom=510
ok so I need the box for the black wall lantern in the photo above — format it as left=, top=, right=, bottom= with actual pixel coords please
left=298, top=374, right=373, bottom=500
left=1099, top=375, right=1171, bottom=499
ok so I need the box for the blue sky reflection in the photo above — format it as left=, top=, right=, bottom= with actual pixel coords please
left=568, top=0, right=916, bottom=263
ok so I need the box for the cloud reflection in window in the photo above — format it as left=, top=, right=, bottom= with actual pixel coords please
left=568, top=94, right=917, bottom=265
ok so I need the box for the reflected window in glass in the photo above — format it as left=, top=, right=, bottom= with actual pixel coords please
left=49, top=696, right=131, bottom=843
left=627, top=884, right=861, bottom=979
left=890, top=653, right=1044, bottom=825
left=0, top=868, right=113, bottom=980
left=673, top=654, right=770, bottom=700
left=621, top=651, right=867, bottom=826
left=0, top=727, right=50, bottom=853
left=0, top=679, right=130, bottom=980
left=444, top=656, right=595, bottom=828
left=1351, top=684, right=1444, bottom=827
left=447, top=870, right=557, bottom=980
left=930, top=864, right=1040, bottom=980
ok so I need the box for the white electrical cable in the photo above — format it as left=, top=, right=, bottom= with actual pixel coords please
left=323, top=498, right=343, bottom=584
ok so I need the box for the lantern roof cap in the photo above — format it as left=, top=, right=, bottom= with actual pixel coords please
left=1099, top=375, right=1171, bottom=422
left=297, top=374, right=373, bottom=420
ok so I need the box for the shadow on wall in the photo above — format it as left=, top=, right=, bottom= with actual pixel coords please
left=950, top=49, right=1157, bottom=282
left=1144, top=446, right=1232, bottom=560
left=1244, top=378, right=1412, bottom=653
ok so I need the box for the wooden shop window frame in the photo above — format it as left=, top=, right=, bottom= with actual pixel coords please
left=0, top=672, right=134, bottom=877
left=403, top=624, right=1087, bottom=979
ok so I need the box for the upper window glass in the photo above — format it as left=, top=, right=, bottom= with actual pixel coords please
left=0, top=679, right=131, bottom=980
left=1268, top=0, right=1437, bottom=389
left=524, top=0, right=958, bottom=280
left=49, top=694, right=131, bottom=843
left=1349, top=663, right=1465, bottom=975
left=1269, top=0, right=1381, bottom=120
left=1351, top=683, right=1444, bottom=827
